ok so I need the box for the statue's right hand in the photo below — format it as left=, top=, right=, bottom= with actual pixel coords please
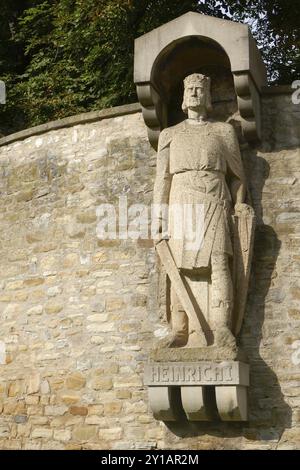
left=154, top=232, right=169, bottom=245
left=153, top=222, right=169, bottom=245
left=152, top=215, right=169, bottom=244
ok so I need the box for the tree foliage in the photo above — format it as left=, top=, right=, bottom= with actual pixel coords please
left=0, top=0, right=299, bottom=135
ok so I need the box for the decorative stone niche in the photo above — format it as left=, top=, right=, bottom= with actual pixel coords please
left=134, top=12, right=266, bottom=425
left=134, top=11, right=267, bottom=149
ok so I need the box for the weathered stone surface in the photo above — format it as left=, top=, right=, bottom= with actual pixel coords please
left=27, top=374, right=41, bottom=394
left=65, top=373, right=86, bottom=391
left=69, top=406, right=88, bottom=416
left=103, top=402, right=122, bottom=415
left=0, top=426, right=10, bottom=438
left=53, top=429, right=72, bottom=442
left=27, top=306, right=43, bottom=316
left=31, top=428, right=53, bottom=439
left=45, top=406, right=68, bottom=416
left=90, top=377, right=113, bottom=391
left=45, top=304, right=63, bottom=315
left=0, top=95, right=298, bottom=448
left=98, top=427, right=123, bottom=441
left=8, top=381, right=23, bottom=397
left=40, top=380, right=50, bottom=395
left=72, top=426, right=97, bottom=441
left=151, top=346, right=247, bottom=362
left=60, top=394, right=80, bottom=405
left=14, top=415, right=28, bottom=424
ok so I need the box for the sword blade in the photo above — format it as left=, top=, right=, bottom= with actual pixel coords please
left=155, top=239, right=210, bottom=341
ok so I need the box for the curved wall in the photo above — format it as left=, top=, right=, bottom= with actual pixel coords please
left=0, top=94, right=299, bottom=449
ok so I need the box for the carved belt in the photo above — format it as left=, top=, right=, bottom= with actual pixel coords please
left=178, top=187, right=232, bottom=210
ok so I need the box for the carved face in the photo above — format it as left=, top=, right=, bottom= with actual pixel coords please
left=183, top=82, right=206, bottom=110
left=182, top=74, right=212, bottom=114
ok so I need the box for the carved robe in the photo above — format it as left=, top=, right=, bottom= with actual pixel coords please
left=153, top=120, right=245, bottom=270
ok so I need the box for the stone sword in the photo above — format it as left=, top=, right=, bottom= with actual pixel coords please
left=155, top=239, right=211, bottom=344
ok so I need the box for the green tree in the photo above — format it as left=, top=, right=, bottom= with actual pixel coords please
left=226, top=0, right=300, bottom=83
left=0, top=0, right=34, bottom=134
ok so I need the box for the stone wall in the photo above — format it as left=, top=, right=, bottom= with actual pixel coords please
left=0, top=93, right=299, bottom=450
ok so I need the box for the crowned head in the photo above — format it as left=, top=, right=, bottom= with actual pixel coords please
left=182, top=73, right=212, bottom=114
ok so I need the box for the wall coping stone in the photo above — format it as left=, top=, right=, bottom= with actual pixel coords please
left=0, top=102, right=141, bottom=147
left=0, top=88, right=293, bottom=148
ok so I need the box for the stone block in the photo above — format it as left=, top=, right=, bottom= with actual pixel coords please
left=65, top=372, right=86, bottom=390
left=98, top=427, right=123, bottom=441
left=53, top=429, right=72, bottom=442
left=90, top=377, right=113, bottom=391
left=146, top=361, right=249, bottom=422
left=72, top=425, right=97, bottom=441
left=103, top=402, right=122, bottom=415
left=44, top=405, right=68, bottom=416
left=31, top=428, right=53, bottom=439
left=27, top=373, right=41, bottom=394
left=69, top=406, right=88, bottom=416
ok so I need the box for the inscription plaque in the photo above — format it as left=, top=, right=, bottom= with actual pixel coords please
left=144, top=361, right=249, bottom=387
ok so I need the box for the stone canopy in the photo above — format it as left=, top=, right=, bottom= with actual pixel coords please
left=134, top=12, right=267, bottom=148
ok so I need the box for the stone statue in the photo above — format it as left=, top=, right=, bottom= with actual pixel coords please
left=153, top=73, right=254, bottom=350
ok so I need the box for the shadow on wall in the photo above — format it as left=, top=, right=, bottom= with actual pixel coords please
left=162, top=149, right=292, bottom=446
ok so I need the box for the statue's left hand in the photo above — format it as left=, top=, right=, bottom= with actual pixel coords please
left=234, top=202, right=255, bottom=216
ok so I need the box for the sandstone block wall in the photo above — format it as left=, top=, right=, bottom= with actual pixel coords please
left=0, top=92, right=299, bottom=449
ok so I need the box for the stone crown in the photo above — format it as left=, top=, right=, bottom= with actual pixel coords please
left=184, top=73, right=209, bottom=87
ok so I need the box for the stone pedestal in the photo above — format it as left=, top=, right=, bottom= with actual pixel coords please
left=145, top=360, right=249, bottom=422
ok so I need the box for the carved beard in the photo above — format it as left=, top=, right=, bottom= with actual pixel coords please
left=182, top=91, right=208, bottom=114
left=186, top=96, right=205, bottom=109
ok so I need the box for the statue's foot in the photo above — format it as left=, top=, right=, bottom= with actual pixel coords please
left=157, top=333, right=188, bottom=349
left=187, top=330, right=208, bottom=348
left=214, top=327, right=236, bottom=349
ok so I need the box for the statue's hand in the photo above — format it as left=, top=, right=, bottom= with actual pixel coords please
left=154, top=232, right=169, bottom=245
left=153, top=221, right=169, bottom=245
left=234, top=202, right=255, bottom=216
